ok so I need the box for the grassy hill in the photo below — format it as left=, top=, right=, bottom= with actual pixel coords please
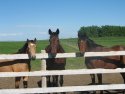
left=0, top=37, right=125, bottom=71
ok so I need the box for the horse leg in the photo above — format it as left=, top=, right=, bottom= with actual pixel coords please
left=52, top=76, right=58, bottom=94
left=97, top=74, right=103, bottom=94
left=120, top=73, right=125, bottom=83
left=15, top=77, right=21, bottom=88
left=59, top=75, right=66, bottom=94
left=97, top=74, right=102, bottom=84
left=46, top=76, right=51, bottom=94
left=90, top=74, right=96, bottom=84
left=53, top=75, right=58, bottom=87
left=60, top=75, right=63, bottom=87
left=120, top=73, right=125, bottom=93
left=23, top=76, right=28, bottom=88
left=90, top=74, right=96, bottom=94
left=47, top=76, right=51, bottom=87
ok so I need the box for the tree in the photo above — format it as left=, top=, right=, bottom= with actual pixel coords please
left=78, top=25, right=125, bottom=37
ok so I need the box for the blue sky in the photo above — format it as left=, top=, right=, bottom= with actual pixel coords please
left=0, top=0, right=125, bottom=41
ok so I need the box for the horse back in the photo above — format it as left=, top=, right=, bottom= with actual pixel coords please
left=85, top=45, right=125, bottom=69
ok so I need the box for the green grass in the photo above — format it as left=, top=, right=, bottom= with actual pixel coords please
left=1, top=37, right=125, bottom=70
left=92, top=37, right=125, bottom=47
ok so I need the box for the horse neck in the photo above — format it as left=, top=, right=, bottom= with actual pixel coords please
left=17, top=43, right=28, bottom=54
left=45, top=45, right=51, bottom=53
left=86, top=38, right=103, bottom=51
left=58, top=44, right=65, bottom=53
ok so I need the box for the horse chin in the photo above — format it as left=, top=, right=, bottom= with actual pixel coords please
left=51, top=53, right=56, bottom=58
left=79, top=51, right=85, bottom=56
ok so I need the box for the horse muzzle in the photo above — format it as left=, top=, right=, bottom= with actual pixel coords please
left=79, top=52, right=85, bottom=56
left=51, top=53, right=57, bottom=58
left=30, top=55, right=36, bottom=60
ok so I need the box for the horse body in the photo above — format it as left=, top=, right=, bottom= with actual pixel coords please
left=78, top=32, right=125, bottom=86
left=86, top=45, right=125, bottom=69
left=0, top=38, right=36, bottom=88
left=0, top=59, right=30, bottom=72
left=45, top=29, right=66, bottom=89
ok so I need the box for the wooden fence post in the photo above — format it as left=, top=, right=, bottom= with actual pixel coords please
left=41, top=50, right=47, bottom=88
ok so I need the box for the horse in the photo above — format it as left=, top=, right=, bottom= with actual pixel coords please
left=78, top=32, right=125, bottom=93
left=45, top=29, right=66, bottom=90
left=0, top=38, right=37, bottom=88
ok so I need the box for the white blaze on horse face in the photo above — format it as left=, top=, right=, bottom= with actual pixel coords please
left=30, top=43, right=35, bottom=46
left=28, top=43, right=36, bottom=58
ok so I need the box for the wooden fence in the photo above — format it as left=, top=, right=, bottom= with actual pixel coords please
left=1, top=50, right=125, bottom=93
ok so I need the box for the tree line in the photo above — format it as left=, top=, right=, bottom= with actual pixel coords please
left=78, top=25, right=125, bottom=37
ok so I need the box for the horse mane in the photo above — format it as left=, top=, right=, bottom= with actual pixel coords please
left=45, top=45, right=50, bottom=52
left=16, top=40, right=36, bottom=54
left=58, top=44, right=65, bottom=52
left=87, top=38, right=103, bottom=48
left=78, top=32, right=103, bottom=49
left=17, top=42, right=28, bottom=53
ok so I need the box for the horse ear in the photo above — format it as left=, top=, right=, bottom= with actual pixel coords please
left=27, top=39, right=29, bottom=42
left=56, top=28, right=59, bottom=35
left=49, top=29, right=52, bottom=35
left=78, top=31, right=81, bottom=37
left=34, top=38, right=37, bottom=42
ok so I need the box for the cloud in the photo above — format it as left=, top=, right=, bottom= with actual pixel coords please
left=37, top=31, right=47, bottom=35
left=16, top=25, right=43, bottom=28
left=0, top=33, right=23, bottom=37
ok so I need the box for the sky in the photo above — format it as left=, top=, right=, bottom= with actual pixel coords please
left=0, top=0, right=125, bottom=41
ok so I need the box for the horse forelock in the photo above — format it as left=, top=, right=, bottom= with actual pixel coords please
left=86, top=38, right=103, bottom=51
left=29, top=40, right=36, bottom=44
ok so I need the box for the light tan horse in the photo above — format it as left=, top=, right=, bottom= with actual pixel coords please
left=0, top=38, right=37, bottom=88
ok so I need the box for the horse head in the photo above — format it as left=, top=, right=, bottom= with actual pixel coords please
left=78, top=32, right=88, bottom=53
left=48, top=29, right=60, bottom=56
left=27, top=38, right=37, bottom=60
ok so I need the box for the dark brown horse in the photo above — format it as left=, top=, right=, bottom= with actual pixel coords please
left=0, top=38, right=37, bottom=88
left=78, top=32, right=125, bottom=92
left=45, top=29, right=66, bottom=89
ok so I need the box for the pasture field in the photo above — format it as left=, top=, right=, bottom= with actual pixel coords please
left=0, top=37, right=125, bottom=71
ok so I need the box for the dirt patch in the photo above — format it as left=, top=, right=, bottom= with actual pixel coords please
left=0, top=73, right=124, bottom=93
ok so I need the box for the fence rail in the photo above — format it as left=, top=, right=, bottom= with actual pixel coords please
left=1, top=84, right=125, bottom=94
left=1, top=50, right=125, bottom=93
left=1, top=51, right=125, bottom=59
left=0, top=68, right=125, bottom=77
